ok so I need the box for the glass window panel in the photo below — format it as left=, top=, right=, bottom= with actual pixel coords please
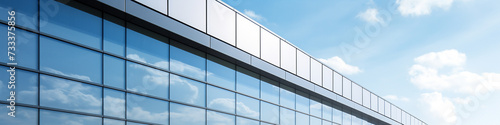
left=103, top=14, right=126, bottom=57
left=169, top=0, right=206, bottom=32
left=40, top=0, right=102, bottom=49
left=261, top=122, right=273, bottom=125
left=207, top=85, right=235, bottom=114
left=280, top=41, right=296, bottom=73
left=323, top=66, right=333, bottom=90
left=352, top=114, right=362, bottom=125
left=104, top=88, right=125, bottom=118
left=343, top=110, right=352, bottom=125
left=371, top=93, right=378, bottom=111
left=378, top=97, right=384, bottom=114
left=261, top=101, right=279, bottom=124
left=236, top=94, right=260, bottom=119
left=260, top=77, right=279, bottom=104
left=170, top=103, right=206, bottom=125
left=280, top=84, right=295, bottom=109
left=40, top=75, right=102, bottom=114
left=0, top=26, right=38, bottom=69
left=392, top=106, right=401, bottom=122
left=237, top=117, right=259, bottom=125
left=207, top=111, right=235, bottom=125
left=296, top=91, right=310, bottom=114
left=310, top=116, right=321, bottom=125
left=280, top=107, right=295, bottom=125
left=236, top=67, right=260, bottom=98
left=0, top=105, right=37, bottom=124
left=0, top=0, right=38, bottom=30
left=127, top=61, right=169, bottom=98
left=127, top=93, right=169, bottom=124
left=127, top=122, right=148, bottom=125
left=323, top=101, right=333, bottom=121
left=0, top=68, right=38, bottom=105
left=333, top=71, right=342, bottom=95
left=104, top=119, right=125, bottom=125
left=170, top=74, right=206, bottom=107
left=260, top=28, right=280, bottom=66
left=40, top=110, right=101, bottom=125
left=363, top=89, right=371, bottom=108
left=296, top=112, right=309, bottom=125
left=342, top=77, right=352, bottom=99
left=127, top=24, right=169, bottom=69
left=333, top=105, right=342, bottom=124
left=323, top=120, right=333, bottom=125
left=385, top=101, right=391, bottom=117
left=40, top=36, right=102, bottom=83
left=207, top=55, right=235, bottom=90
left=296, top=50, right=310, bottom=80
left=236, top=14, right=260, bottom=57
left=352, top=83, right=362, bottom=104
left=171, top=41, right=206, bottom=81
left=135, top=0, right=167, bottom=14
left=310, top=59, right=322, bottom=85
left=104, top=55, right=125, bottom=89
left=310, top=96, right=322, bottom=117
left=207, top=0, right=235, bottom=45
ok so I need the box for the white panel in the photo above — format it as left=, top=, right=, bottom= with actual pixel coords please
left=333, top=71, right=342, bottom=95
left=342, top=77, right=351, bottom=99
left=378, top=97, right=384, bottom=114
left=261, top=28, right=280, bottom=66
left=352, top=83, right=362, bottom=104
left=322, top=66, right=332, bottom=90
left=169, top=0, right=206, bottom=32
left=280, top=41, right=296, bottom=73
left=207, top=0, right=235, bottom=45
left=370, top=93, right=378, bottom=111
left=385, top=101, right=391, bottom=117
left=236, top=14, right=260, bottom=57
left=136, top=0, right=167, bottom=14
left=310, top=59, right=322, bottom=85
left=296, top=50, right=310, bottom=80
left=362, top=88, right=370, bottom=108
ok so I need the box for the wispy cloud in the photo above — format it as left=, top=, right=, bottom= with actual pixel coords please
left=357, top=8, right=383, bottom=24
left=396, top=0, right=455, bottom=16
left=319, top=56, right=362, bottom=75
left=243, top=9, right=265, bottom=21
left=384, top=95, right=410, bottom=102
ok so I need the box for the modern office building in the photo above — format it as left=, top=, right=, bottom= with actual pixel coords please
left=0, top=0, right=426, bottom=125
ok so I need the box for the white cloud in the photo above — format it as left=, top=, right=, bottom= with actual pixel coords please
left=396, top=0, right=454, bottom=16
left=319, top=56, right=362, bottom=75
left=384, top=95, right=410, bottom=102
left=357, top=8, right=383, bottom=24
left=243, top=9, right=264, bottom=21
left=420, top=92, right=457, bottom=125
left=414, top=49, right=466, bottom=68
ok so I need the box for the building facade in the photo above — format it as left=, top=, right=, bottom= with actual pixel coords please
left=0, top=0, right=426, bottom=125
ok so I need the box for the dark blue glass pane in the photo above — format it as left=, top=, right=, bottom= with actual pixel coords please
left=104, top=119, right=125, bottom=125
left=310, top=97, right=322, bottom=117
left=104, top=14, right=125, bottom=57
left=104, top=55, right=125, bottom=89
left=0, top=67, right=38, bottom=105
left=207, top=111, right=235, bottom=125
left=260, top=101, right=279, bottom=124
left=236, top=67, right=259, bottom=98
left=207, top=55, right=235, bottom=90
left=126, top=24, right=169, bottom=69
left=0, top=25, right=38, bottom=69
left=236, top=94, right=259, bottom=119
left=127, top=61, right=169, bottom=99
left=170, top=103, right=206, bottom=125
left=236, top=117, right=259, bottom=125
left=280, top=107, right=295, bottom=125
left=40, top=0, right=102, bottom=49
left=127, top=93, right=169, bottom=124
left=104, top=88, right=125, bottom=118
left=40, top=110, right=101, bottom=125
left=40, top=75, right=102, bottom=114
left=207, top=85, right=235, bottom=114
left=170, top=74, right=205, bottom=107
left=296, top=112, right=309, bottom=125
left=296, top=91, right=309, bottom=114
left=0, top=0, right=38, bottom=30
left=170, top=41, right=206, bottom=81
left=280, top=84, right=295, bottom=109
left=260, top=77, right=279, bottom=104
left=0, top=105, right=37, bottom=124
left=40, top=36, right=102, bottom=83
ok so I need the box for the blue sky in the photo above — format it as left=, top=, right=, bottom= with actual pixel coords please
left=222, top=0, right=500, bottom=124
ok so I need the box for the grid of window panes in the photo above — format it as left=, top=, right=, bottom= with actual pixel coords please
left=0, top=0, right=426, bottom=125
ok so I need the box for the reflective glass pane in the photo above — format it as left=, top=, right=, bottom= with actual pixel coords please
left=135, top=0, right=167, bottom=14
left=207, top=85, right=235, bottom=114
left=0, top=26, right=38, bottom=69
left=310, top=97, right=322, bottom=117
left=323, top=101, right=333, bottom=121
left=40, top=110, right=101, bottom=125
left=333, top=71, right=342, bottom=94
left=343, top=110, right=352, bottom=125
left=170, top=103, right=206, bottom=125
left=127, top=122, right=148, bottom=125
left=236, top=14, right=260, bottom=57
left=371, top=93, right=378, bottom=111
left=280, top=84, right=295, bottom=109
left=260, top=28, right=280, bottom=66
left=280, top=41, right=296, bottom=73
left=280, top=107, right=295, bottom=125
left=237, top=117, right=259, bottom=125
left=323, top=120, right=333, bottom=125
left=104, top=119, right=125, bottom=125
left=40, top=75, right=102, bottom=114
left=169, top=0, right=206, bottom=32
left=363, top=89, right=371, bottom=108
left=236, top=67, right=260, bottom=98
left=333, top=105, right=342, bottom=124
left=171, top=41, right=206, bottom=81
left=104, top=88, right=125, bottom=118
left=342, top=77, right=351, bottom=99
left=207, top=55, right=235, bottom=90
left=296, top=91, right=309, bottom=114
left=261, top=101, right=279, bottom=124
left=0, top=0, right=38, bottom=30
left=40, top=36, right=102, bottom=83
left=104, top=55, right=125, bottom=89
left=296, top=112, right=309, bottom=125
left=0, top=68, right=38, bottom=105
left=352, top=83, right=362, bottom=104
left=127, top=93, right=169, bottom=124
left=207, top=111, right=235, bottom=125
left=236, top=94, right=259, bottom=119
left=40, top=0, right=102, bottom=49
left=311, top=116, right=321, bottom=125
left=170, top=74, right=206, bottom=107
left=323, top=66, right=333, bottom=90
left=261, top=122, right=273, bottom=125
left=126, top=24, right=169, bottom=69
left=352, top=114, right=362, bottom=125
left=207, top=0, right=236, bottom=45
left=127, top=62, right=169, bottom=98
left=103, top=14, right=126, bottom=56
left=260, top=77, right=279, bottom=104
left=0, top=105, right=37, bottom=124
left=310, top=59, right=322, bottom=85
